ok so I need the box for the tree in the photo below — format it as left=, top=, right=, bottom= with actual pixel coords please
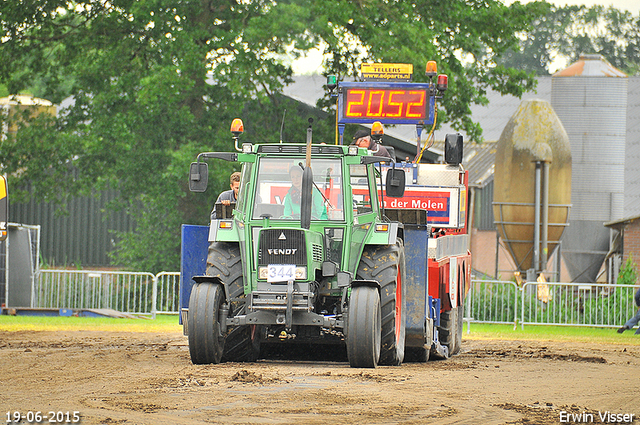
left=0, top=0, right=545, bottom=271
left=498, top=4, right=640, bottom=76
left=308, top=0, right=546, bottom=140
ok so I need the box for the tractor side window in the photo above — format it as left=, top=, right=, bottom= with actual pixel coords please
left=236, top=162, right=252, bottom=212
left=349, top=164, right=373, bottom=215
left=319, top=161, right=343, bottom=221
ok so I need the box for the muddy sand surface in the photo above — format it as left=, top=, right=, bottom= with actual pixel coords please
left=1, top=331, right=638, bottom=424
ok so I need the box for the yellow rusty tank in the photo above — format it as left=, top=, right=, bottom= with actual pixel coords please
left=492, top=99, right=571, bottom=272
left=0, top=95, right=56, bottom=134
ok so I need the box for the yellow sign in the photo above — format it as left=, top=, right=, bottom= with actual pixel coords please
left=361, top=63, right=413, bottom=81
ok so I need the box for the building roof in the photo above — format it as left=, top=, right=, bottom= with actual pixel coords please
left=604, top=214, right=640, bottom=229
left=553, top=54, right=627, bottom=78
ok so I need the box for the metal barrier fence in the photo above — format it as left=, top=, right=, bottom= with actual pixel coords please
left=34, top=271, right=639, bottom=329
left=155, top=272, right=181, bottom=314
left=467, top=279, right=519, bottom=327
left=466, top=278, right=639, bottom=330
left=35, top=270, right=180, bottom=317
left=521, top=281, right=638, bottom=328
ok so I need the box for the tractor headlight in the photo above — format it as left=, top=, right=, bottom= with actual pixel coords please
left=295, top=267, right=307, bottom=280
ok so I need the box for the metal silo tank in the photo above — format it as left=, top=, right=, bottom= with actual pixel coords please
left=0, top=95, right=57, bottom=135
left=493, top=99, right=572, bottom=273
left=551, top=54, right=628, bottom=282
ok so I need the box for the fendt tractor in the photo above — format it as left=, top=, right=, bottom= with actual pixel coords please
left=180, top=61, right=471, bottom=368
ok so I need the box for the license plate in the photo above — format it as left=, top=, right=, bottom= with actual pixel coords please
left=267, top=264, right=296, bottom=283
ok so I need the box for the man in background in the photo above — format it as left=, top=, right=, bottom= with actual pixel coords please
left=351, top=129, right=392, bottom=159
left=618, top=287, right=640, bottom=335
left=211, top=171, right=240, bottom=219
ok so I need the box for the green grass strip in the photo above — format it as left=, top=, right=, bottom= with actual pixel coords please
left=0, top=313, right=182, bottom=333
left=463, top=323, right=640, bottom=345
left=1, top=315, right=639, bottom=346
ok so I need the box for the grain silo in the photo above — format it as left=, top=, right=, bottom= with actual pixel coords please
left=493, top=99, right=572, bottom=276
left=551, top=54, right=628, bottom=282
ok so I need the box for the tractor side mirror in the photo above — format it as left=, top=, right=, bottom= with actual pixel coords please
left=385, top=168, right=405, bottom=198
left=189, top=162, right=209, bottom=192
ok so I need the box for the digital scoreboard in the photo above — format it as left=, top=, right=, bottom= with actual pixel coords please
left=338, top=82, right=433, bottom=125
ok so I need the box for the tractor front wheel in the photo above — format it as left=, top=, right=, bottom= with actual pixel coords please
left=346, top=286, right=381, bottom=368
left=188, top=283, right=225, bottom=364
left=356, top=241, right=406, bottom=366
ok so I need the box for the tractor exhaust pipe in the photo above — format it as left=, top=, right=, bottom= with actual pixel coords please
left=300, top=118, right=314, bottom=229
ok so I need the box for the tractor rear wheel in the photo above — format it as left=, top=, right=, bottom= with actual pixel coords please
left=346, top=286, right=381, bottom=368
left=356, top=241, right=406, bottom=366
left=188, top=283, right=225, bottom=364
left=223, top=324, right=261, bottom=362
left=207, top=242, right=260, bottom=362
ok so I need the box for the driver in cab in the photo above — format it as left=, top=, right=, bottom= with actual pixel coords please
left=283, top=165, right=328, bottom=220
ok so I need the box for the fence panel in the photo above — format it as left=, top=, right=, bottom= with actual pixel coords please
left=467, top=279, right=519, bottom=327
left=155, top=272, right=180, bottom=314
left=521, top=282, right=638, bottom=328
left=36, top=270, right=156, bottom=315
left=35, top=271, right=638, bottom=328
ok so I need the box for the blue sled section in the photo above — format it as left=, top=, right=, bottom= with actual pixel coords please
left=179, top=224, right=209, bottom=324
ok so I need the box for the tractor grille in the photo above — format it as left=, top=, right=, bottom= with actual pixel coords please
left=258, top=229, right=306, bottom=265
left=312, top=244, right=323, bottom=262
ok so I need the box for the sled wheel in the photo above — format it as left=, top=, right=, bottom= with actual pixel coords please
left=432, top=306, right=460, bottom=359
left=405, top=345, right=430, bottom=362
left=346, top=286, right=381, bottom=368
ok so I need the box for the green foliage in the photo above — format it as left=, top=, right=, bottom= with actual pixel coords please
left=0, top=0, right=546, bottom=270
left=472, top=277, right=638, bottom=327
left=498, top=4, right=640, bottom=76
left=470, top=281, right=519, bottom=324
left=307, top=0, right=544, bottom=142
left=617, top=255, right=638, bottom=286
left=520, top=285, right=636, bottom=327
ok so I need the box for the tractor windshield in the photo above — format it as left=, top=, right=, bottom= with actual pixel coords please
left=252, top=157, right=344, bottom=221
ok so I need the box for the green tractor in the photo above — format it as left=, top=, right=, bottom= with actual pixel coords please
left=183, top=123, right=408, bottom=368
left=180, top=63, right=470, bottom=367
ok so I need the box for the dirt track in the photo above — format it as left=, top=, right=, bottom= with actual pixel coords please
left=1, top=331, right=639, bottom=425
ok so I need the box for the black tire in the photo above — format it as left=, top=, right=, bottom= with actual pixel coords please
left=346, top=286, right=381, bottom=368
left=188, top=283, right=225, bottom=364
left=405, top=346, right=430, bottom=363
left=356, top=241, right=406, bottom=366
left=222, top=324, right=261, bottom=362
left=454, top=302, right=464, bottom=355
left=433, top=305, right=460, bottom=359
left=207, top=242, right=260, bottom=362
left=207, top=242, right=244, bottom=300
